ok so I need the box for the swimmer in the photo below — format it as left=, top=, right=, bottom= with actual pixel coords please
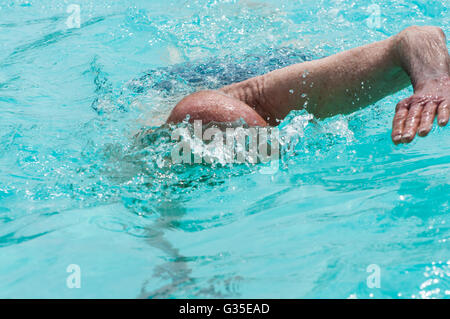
left=166, top=26, right=450, bottom=144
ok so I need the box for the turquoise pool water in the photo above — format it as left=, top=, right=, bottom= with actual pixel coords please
left=0, top=0, right=449, bottom=299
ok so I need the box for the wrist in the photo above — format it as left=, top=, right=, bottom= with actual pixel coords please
left=394, top=26, right=450, bottom=89
left=414, top=75, right=450, bottom=93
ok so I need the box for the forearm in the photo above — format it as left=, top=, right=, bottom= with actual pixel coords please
left=293, top=38, right=409, bottom=117
left=229, top=34, right=410, bottom=120
left=224, top=26, right=449, bottom=122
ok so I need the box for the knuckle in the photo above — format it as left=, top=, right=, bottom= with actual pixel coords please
left=400, top=26, right=446, bottom=41
left=395, top=100, right=408, bottom=112
left=403, top=25, right=420, bottom=33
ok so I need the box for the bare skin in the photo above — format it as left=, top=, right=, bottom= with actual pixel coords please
left=167, top=26, right=450, bottom=144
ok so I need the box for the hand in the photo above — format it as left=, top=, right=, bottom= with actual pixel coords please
left=392, top=76, right=450, bottom=144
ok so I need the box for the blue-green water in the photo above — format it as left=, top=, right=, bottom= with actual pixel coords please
left=0, top=0, right=449, bottom=298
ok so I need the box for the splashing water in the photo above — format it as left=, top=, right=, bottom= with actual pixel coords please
left=0, top=0, right=449, bottom=298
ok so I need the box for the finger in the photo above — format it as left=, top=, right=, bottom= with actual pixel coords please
left=437, top=100, right=449, bottom=126
left=401, top=102, right=423, bottom=143
left=418, top=102, right=438, bottom=137
left=392, top=101, right=409, bottom=144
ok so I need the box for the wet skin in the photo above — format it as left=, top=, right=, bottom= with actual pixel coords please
left=166, top=26, right=450, bottom=144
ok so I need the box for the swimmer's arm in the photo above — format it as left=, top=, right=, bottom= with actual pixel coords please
left=390, top=27, right=449, bottom=144
left=228, top=26, right=449, bottom=144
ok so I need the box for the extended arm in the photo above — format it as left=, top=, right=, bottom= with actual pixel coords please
left=220, top=26, right=450, bottom=144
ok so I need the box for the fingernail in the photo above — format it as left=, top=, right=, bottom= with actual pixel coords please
left=393, top=134, right=402, bottom=142
left=401, top=134, right=412, bottom=142
left=438, top=119, right=446, bottom=126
